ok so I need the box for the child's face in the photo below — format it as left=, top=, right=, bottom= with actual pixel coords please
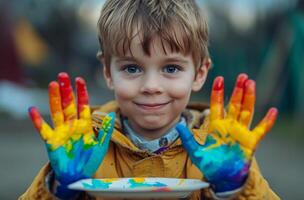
left=103, top=35, right=208, bottom=139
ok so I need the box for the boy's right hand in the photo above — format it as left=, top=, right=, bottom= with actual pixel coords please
left=176, top=74, right=277, bottom=194
left=28, top=73, right=115, bottom=197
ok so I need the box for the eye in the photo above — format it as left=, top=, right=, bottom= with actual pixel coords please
left=123, top=64, right=142, bottom=74
left=163, top=65, right=181, bottom=74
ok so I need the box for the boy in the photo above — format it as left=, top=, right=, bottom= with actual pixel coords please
left=20, top=0, right=279, bottom=199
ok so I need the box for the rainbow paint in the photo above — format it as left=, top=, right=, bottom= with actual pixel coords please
left=176, top=73, right=278, bottom=192
left=28, top=72, right=116, bottom=192
left=128, top=178, right=167, bottom=188
left=80, top=178, right=171, bottom=191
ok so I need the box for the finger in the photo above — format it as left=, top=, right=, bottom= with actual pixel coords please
left=252, top=108, right=278, bottom=144
left=210, top=76, right=224, bottom=121
left=28, top=107, right=53, bottom=140
left=49, top=81, right=64, bottom=128
left=58, top=72, right=77, bottom=121
left=227, top=73, right=248, bottom=120
left=176, top=124, right=200, bottom=153
left=76, top=77, right=91, bottom=121
left=239, top=80, right=256, bottom=127
left=98, top=112, right=116, bottom=144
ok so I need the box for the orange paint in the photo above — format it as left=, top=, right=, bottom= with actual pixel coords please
left=210, top=76, right=224, bottom=121
left=227, top=74, right=248, bottom=120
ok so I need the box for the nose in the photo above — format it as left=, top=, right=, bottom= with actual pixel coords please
left=140, top=73, right=163, bottom=94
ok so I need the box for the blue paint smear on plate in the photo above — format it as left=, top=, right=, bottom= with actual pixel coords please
left=82, top=179, right=112, bottom=189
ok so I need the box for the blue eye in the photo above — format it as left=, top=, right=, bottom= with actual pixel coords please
left=163, top=65, right=180, bottom=74
left=123, top=65, right=142, bottom=74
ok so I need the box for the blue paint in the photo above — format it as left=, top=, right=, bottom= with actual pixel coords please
left=82, top=179, right=112, bottom=189
left=176, top=124, right=249, bottom=192
left=45, top=112, right=115, bottom=186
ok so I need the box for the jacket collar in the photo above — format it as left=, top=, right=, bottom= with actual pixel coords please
left=91, top=100, right=210, bottom=155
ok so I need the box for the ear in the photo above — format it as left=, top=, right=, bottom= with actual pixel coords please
left=192, top=58, right=211, bottom=91
left=101, top=57, right=114, bottom=90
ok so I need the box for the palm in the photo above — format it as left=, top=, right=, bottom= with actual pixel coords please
left=28, top=72, right=115, bottom=185
left=177, top=73, right=278, bottom=192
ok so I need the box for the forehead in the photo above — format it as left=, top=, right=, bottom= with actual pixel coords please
left=126, top=35, right=182, bottom=58
left=112, top=37, right=193, bottom=67
left=113, top=24, right=191, bottom=58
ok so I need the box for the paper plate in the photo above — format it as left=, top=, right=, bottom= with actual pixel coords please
left=68, top=177, right=209, bottom=198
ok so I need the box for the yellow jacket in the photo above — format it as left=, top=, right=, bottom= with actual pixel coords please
left=19, top=101, right=280, bottom=200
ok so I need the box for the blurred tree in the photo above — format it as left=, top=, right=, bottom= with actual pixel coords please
left=0, top=3, right=23, bottom=83
left=257, top=0, right=304, bottom=118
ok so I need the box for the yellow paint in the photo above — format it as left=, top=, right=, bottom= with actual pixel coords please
left=227, top=104, right=238, bottom=119
left=79, top=105, right=91, bottom=120
left=40, top=105, right=95, bottom=150
left=209, top=120, right=228, bottom=137
left=228, top=123, right=255, bottom=150
left=52, top=112, right=64, bottom=127
left=63, top=102, right=77, bottom=120
left=210, top=105, right=223, bottom=121
left=102, top=115, right=112, bottom=132
left=40, top=122, right=54, bottom=140
left=239, top=110, right=251, bottom=126
left=99, top=115, right=113, bottom=144
left=132, top=178, right=145, bottom=183
left=253, top=125, right=267, bottom=143
left=102, top=178, right=119, bottom=183
left=208, top=117, right=256, bottom=158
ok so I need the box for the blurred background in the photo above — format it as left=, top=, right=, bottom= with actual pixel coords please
left=0, top=0, right=303, bottom=199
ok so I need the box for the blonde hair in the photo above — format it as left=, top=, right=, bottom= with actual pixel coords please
left=97, top=0, right=209, bottom=68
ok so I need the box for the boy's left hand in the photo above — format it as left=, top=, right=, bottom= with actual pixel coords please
left=28, top=73, right=115, bottom=199
left=176, top=73, right=278, bottom=193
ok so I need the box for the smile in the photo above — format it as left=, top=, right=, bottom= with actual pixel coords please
left=134, top=101, right=171, bottom=111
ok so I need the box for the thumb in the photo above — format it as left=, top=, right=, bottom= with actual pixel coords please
left=83, top=112, right=115, bottom=177
left=98, top=112, right=115, bottom=145
left=176, top=124, right=200, bottom=154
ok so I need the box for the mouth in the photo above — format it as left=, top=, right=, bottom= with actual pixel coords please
left=134, top=101, right=171, bottom=110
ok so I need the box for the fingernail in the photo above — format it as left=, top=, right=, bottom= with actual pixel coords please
left=213, top=77, right=224, bottom=90
left=236, top=73, right=248, bottom=87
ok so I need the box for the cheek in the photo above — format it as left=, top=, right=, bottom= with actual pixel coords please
left=167, top=79, right=193, bottom=99
left=113, top=85, right=135, bottom=100
left=111, top=77, right=138, bottom=100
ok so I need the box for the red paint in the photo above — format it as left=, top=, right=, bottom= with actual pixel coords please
left=76, top=77, right=89, bottom=114
left=244, top=80, right=256, bottom=95
left=211, top=76, right=224, bottom=106
left=58, top=72, right=74, bottom=109
left=28, top=107, right=42, bottom=131
left=212, top=76, right=224, bottom=91
left=263, top=107, right=278, bottom=132
left=236, top=73, right=248, bottom=88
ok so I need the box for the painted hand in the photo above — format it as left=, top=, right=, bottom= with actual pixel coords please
left=28, top=73, right=115, bottom=187
left=176, top=73, right=278, bottom=193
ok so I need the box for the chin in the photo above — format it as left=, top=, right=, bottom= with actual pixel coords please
left=141, top=121, right=166, bottom=130
left=138, top=116, right=168, bottom=130
left=140, top=115, right=180, bottom=132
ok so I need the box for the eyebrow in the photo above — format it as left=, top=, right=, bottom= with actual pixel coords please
left=115, top=56, right=189, bottom=64
left=163, top=57, right=189, bottom=64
